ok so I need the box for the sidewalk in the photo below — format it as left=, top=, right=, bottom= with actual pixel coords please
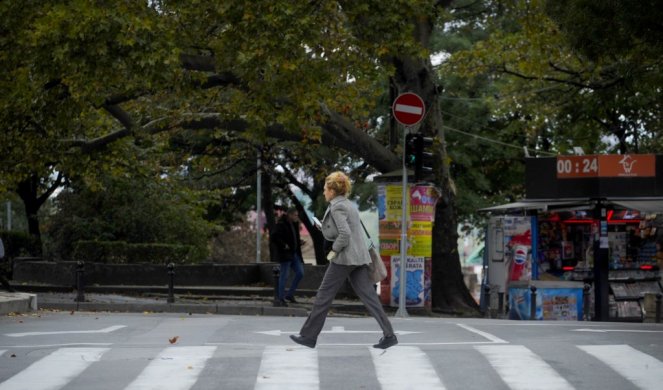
left=1, top=287, right=402, bottom=318
left=0, top=292, right=38, bottom=315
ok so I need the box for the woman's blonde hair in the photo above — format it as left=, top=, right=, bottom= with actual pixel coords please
left=325, top=171, right=352, bottom=196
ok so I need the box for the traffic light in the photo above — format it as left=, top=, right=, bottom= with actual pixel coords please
left=404, top=133, right=435, bottom=180
left=405, top=133, right=418, bottom=168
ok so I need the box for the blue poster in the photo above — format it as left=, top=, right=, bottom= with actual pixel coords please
left=390, top=256, right=425, bottom=307
left=508, top=286, right=583, bottom=320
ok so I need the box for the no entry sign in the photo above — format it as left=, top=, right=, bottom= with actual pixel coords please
left=392, top=92, right=425, bottom=126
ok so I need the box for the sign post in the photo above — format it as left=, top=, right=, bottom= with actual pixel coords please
left=392, top=93, right=425, bottom=318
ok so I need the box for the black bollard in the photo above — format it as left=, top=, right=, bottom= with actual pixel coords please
left=583, top=284, right=591, bottom=321
left=530, top=285, right=537, bottom=320
left=167, top=263, right=175, bottom=304
left=75, top=261, right=85, bottom=303
left=656, top=293, right=662, bottom=324
left=484, top=285, right=491, bottom=318
left=272, top=266, right=281, bottom=307
left=498, top=292, right=504, bottom=318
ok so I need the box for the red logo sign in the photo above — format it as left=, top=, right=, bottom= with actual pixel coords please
left=392, top=93, right=425, bottom=126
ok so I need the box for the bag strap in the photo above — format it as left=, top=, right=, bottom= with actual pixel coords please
left=359, top=220, right=376, bottom=250
left=359, top=219, right=371, bottom=239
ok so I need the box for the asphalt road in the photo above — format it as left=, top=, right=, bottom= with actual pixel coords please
left=1, top=311, right=662, bottom=389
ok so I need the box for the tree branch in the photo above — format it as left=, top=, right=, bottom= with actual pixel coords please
left=502, top=65, right=624, bottom=90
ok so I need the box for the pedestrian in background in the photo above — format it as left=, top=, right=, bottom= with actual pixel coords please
left=290, top=171, right=397, bottom=349
left=271, top=207, right=305, bottom=306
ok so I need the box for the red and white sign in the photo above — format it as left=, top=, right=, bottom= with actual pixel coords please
left=392, top=92, right=425, bottom=126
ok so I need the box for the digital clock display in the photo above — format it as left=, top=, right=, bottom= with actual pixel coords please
left=556, top=154, right=655, bottom=178
left=557, top=156, right=599, bottom=178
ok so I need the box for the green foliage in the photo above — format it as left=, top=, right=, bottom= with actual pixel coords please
left=0, top=1, right=179, bottom=187
left=0, top=231, right=41, bottom=258
left=72, top=240, right=199, bottom=264
left=43, top=174, right=211, bottom=262
left=443, top=0, right=662, bottom=159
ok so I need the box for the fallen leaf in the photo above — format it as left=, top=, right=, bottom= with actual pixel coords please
left=10, top=354, right=16, bottom=358
left=187, top=365, right=193, bottom=370
left=70, top=311, right=75, bottom=315
left=168, top=336, right=179, bottom=344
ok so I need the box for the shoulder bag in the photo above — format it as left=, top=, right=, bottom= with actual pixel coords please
left=360, top=220, right=387, bottom=283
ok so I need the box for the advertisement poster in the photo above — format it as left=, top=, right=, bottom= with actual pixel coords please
left=508, top=286, right=583, bottom=320
left=390, top=256, right=425, bottom=307
left=410, top=186, right=437, bottom=222
left=384, top=185, right=408, bottom=221
left=377, top=184, right=439, bottom=308
left=408, top=221, right=432, bottom=257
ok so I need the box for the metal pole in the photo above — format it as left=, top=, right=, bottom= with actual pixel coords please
left=395, top=126, right=409, bottom=318
left=484, top=285, right=491, bottom=318
left=256, top=154, right=262, bottom=263
left=272, top=266, right=281, bottom=307
left=583, top=284, right=591, bottom=321
left=75, top=261, right=85, bottom=303
left=167, top=263, right=175, bottom=303
left=530, top=285, right=538, bottom=320
left=498, top=292, right=504, bottom=318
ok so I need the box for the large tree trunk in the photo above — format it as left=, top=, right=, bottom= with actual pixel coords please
left=15, top=173, right=62, bottom=256
left=390, top=16, right=479, bottom=314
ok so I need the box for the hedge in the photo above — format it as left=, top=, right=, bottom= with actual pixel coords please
left=72, top=240, right=200, bottom=264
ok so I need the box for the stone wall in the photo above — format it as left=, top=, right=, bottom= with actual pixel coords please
left=12, top=259, right=347, bottom=292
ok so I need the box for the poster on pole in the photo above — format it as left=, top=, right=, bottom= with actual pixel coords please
left=378, top=184, right=438, bottom=308
left=390, top=256, right=426, bottom=307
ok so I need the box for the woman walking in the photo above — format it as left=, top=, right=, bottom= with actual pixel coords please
left=290, top=171, right=398, bottom=349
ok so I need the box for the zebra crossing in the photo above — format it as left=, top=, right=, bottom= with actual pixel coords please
left=1, top=343, right=662, bottom=390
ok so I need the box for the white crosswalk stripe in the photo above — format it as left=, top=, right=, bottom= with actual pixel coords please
left=370, top=346, right=445, bottom=390
left=1, top=343, right=663, bottom=389
left=578, top=345, right=663, bottom=390
left=0, top=347, right=109, bottom=390
left=255, top=346, right=319, bottom=390
left=475, top=345, right=574, bottom=390
left=124, top=346, right=216, bottom=390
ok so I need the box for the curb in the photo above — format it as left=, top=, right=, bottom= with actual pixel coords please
left=0, top=293, right=38, bottom=315
left=38, top=301, right=309, bottom=317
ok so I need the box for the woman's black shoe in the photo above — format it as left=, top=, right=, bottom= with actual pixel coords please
left=285, top=296, right=298, bottom=303
left=373, top=335, right=398, bottom=349
left=289, top=334, right=316, bottom=348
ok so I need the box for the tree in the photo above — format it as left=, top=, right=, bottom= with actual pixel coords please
left=44, top=173, right=212, bottom=261
left=445, top=0, right=662, bottom=156
left=2, top=1, right=484, bottom=313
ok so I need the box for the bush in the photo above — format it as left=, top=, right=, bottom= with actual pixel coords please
left=209, top=219, right=270, bottom=264
left=72, top=240, right=202, bottom=264
left=0, top=231, right=41, bottom=258
left=42, top=175, right=212, bottom=262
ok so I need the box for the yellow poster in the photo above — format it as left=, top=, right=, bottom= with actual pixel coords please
left=385, top=185, right=409, bottom=221
left=408, top=221, right=432, bottom=256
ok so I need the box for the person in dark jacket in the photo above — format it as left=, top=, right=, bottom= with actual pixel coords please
left=271, top=207, right=305, bottom=306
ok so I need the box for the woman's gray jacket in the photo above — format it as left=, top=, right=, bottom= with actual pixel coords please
left=321, top=196, right=370, bottom=266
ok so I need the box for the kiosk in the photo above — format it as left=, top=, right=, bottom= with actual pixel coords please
left=482, top=154, right=663, bottom=321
